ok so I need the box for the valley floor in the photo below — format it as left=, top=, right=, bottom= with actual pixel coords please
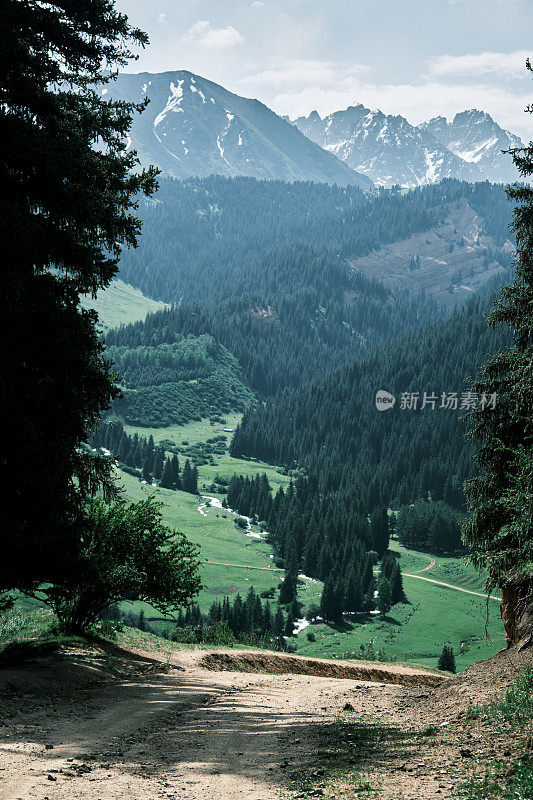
left=0, top=639, right=530, bottom=800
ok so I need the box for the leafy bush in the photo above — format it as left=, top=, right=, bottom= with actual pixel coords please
left=26, top=496, right=202, bottom=634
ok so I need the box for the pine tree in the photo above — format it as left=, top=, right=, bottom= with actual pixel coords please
left=171, top=455, right=181, bottom=489
left=138, top=609, right=148, bottom=632
left=153, top=447, right=164, bottom=480
left=438, top=644, right=456, bottom=673
left=390, top=563, right=406, bottom=605
left=274, top=606, right=285, bottom=636
left=289, top=597, right=302, bottom=621
left=279, top=570, right=297, bottom=605
left=1, top=0, right=157, bottom=595
left=320, top=576, right=343, bottom=623
left=344, top=567, right=364, bottom=613
left=160, top=457, right=174, bottom=489
left=370, top=508, right=390, bottom=558
left=263, top=601, right=273, bottom=634
left=284, top=610, right=295, bottom=637
left=377, top=577, right=392, bottom=617
left=142, top=455, right=152, bottom=483
left=463, top=67, right=533, bottom=596
left=182, top=459, right=197, bottom=494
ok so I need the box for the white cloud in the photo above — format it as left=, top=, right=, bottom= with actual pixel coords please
left=182, top=20, right=244, bottom=50
left=429, top=50, right=531, bottom=79
left=240, top=57, right=370, bottom=92
left=157, top=13, right=168, bottom=24
left=238, top=55, right=531, bottom=140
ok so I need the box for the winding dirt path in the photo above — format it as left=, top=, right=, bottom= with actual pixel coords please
left=204, top=559, right=283, bottom=572
left=402, top=573, right=501, bottom=601
left=0, top=645, right=440, bottom=800
left=0, top=643, right=530, bottom=800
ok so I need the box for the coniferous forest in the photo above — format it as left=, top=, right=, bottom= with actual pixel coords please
left=3, top=2, right=533, bottom=798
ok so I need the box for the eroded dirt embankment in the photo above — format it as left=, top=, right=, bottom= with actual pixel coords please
left=196, top=649, right=444, bottom=687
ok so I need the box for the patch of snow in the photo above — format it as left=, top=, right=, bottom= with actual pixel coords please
left=424, top=150, right=444, bottom=183
left=377, top=123, right=389, bottom=142
left=217, top=135, right=232, bottom=168
left=226, top=111, right=234, bottom=122
left=237, top=134, right=243, bottom=146
left=210, top=97, right=215, bottom=104
left=141, top=83, right=147, bottom=95
left=198, top=494, right=267, bottom=539
left=298, top=574, right=319, bottom=583
left=451, top=137, right=498, bottom=163
left=101, top=88, right=108, bottom=95
left=190, top=84, right=206, bottom=103
left=154, top=80, right=185, bottom=127
left=369, top=609, right=380, bottom=615
left=153, top=130, right=182, bottom=162
left=201, top=495, right=224, bottom=509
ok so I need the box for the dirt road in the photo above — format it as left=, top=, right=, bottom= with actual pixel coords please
left=402, top=573, right=501, bottom=601
left=0, top=643, right=529, bottom=800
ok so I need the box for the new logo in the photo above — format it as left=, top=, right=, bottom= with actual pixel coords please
left=375, top=390, right=396, bottom=411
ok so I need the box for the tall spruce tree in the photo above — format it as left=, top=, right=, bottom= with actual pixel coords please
left=1, top=1, right=157, bottom=599
left=160, top=457, right=174, bottom=490
left=463, top=64, right=533, bottom=596
left=377, top=577, right=392, bottom=617
left=153, top=447, right=164, bottom=480
left=438, top=644, right=456, bottom=673
left=370, top=508, right=390, bottom=558
left=390, top=562, right=407, bottom=605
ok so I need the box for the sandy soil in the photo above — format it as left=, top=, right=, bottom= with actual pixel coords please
left=0, top=642, right=530, bottom=800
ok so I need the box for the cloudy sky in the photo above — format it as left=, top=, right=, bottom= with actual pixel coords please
left=116, top=0, right=532, bottom=140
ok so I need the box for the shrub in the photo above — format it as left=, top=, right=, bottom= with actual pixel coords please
left=27, top=496, right=202, bottom=634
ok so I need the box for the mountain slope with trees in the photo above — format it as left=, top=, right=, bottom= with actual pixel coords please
left=231, top=289, right=511, bottom=512
left=116, top=176, right=512, bottom=305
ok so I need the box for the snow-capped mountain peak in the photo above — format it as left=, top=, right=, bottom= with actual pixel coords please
left=293, top=105, right=522, bottom=187
left=102, top=70, right=371, bottom=187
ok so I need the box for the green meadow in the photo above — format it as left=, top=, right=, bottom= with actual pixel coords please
left=112, top=418, right=505, bottom=671
left=121, top=415, right=291, bottom=494
left=80, top=278, right=168, bottom=333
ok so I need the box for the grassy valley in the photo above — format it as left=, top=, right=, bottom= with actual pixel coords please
left=79, top=278, right=168, bottom=332
left=104, top=416, right=505, bottom=672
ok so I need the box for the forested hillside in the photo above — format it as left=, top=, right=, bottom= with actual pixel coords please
left=108, top=178, right=512, bottom=398
left=109, top=334, right=254, bottom=426
left=231, top=288, right=511, bottom=512
left=106, top=279, right=430, bottom=398
left=117, top=176, right=511, bottom=304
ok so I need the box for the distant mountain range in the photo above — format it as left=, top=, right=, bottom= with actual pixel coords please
left=107, top=69, right=522, bottom=188
left=104, top=70, right=371, bottom=187
left=292, top=106, right=522, bottom=188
